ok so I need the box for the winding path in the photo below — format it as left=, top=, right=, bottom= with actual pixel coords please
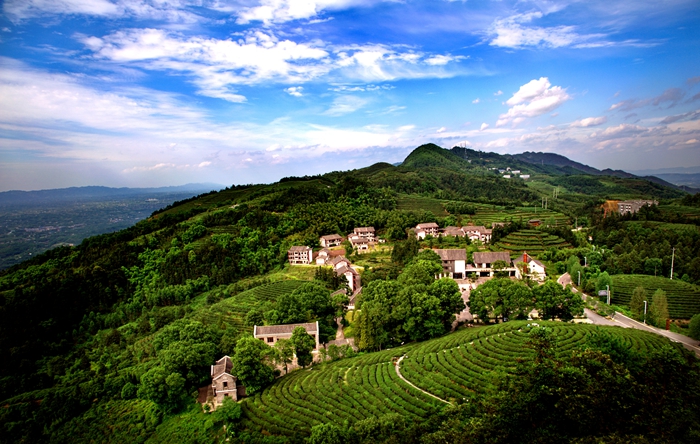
left=395, top=355, right=452, bottom=405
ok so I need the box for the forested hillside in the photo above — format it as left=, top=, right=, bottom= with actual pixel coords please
left=1, top=144, right=698, bottom=443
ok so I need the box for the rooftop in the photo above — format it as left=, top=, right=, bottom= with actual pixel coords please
left=255, top=322, right=318, bottom=336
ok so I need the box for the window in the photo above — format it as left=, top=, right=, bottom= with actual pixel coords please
left=267, top=337, right=274, bottom=343
left=223, top=381, right=228, bottom=388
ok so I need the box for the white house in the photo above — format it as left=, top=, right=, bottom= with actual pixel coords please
left=513, top=252, right=546, bottom=280
left=434, top=249, right=467, bottom=279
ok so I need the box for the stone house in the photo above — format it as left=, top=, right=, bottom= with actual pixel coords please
left=320, top=234, right=343, bottom=248
left=254, top=322, right=320, bottom=350
left=208, top=356, right=245, bottom=409
left=349, top=236, right=370, bottom=252
left=288, top=246, right=313, bottom=265
left=434, top=249, right=467, bottom=279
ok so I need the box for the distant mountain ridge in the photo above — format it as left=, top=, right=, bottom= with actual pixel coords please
left=0, top=183, right=224, bottom=207
left=511, top=151, right=696, bottom=193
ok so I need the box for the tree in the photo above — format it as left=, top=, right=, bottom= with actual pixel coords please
left=629, top=286, right=647, bottom=321
left=231, top=335, right=275, bottom=394
left=492, top=260, right=510, bottom=278
left=307, top=422, right=348, bottom=444
left=648, top=289, right=669, bottom=328
left=274, top=338, right=295, bottom=374
left=291, top=326, right=316, bottom=368
left=596, top=271, right=612, bottom=294
left=689, top=313, right=700, bottom=340
left=468, top=278, right=533, bottom=323
left=534, top=281, right=584, bottom=321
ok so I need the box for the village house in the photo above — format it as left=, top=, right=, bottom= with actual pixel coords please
left=207, top=356, right=245, bottom=410
left=617, top=200, right=658, bottom=215
left=353, top=226, right=376, bottom=242
left=254, top=322, right=320, bottom=350
left=513, top=252, right=547, bottom=281
left=415, top=222, right=439, bottom=239
left=520, top=174, right=530, bottom=180
left=434, top=249, right=467, bottom=279
left=287, top=246, right=313, bottom=264
left=463, top=226, right=492, bottom=243
left=441, top=226, right=466, bottom=237
left=348, top=236, right=370, bottom=252
left=319, top=234, right=343, bottom=248
left=469, top=251, right=516, bottom=277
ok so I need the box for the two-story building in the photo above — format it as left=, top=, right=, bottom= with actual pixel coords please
left=468, top=251, right=516, bottom=277
left=513, top=252, right=546, bottom=281
left=319, top=234, right=343, bottom=248
left=353, top=226, right=376, bottom=242
left=208, top=356, right=245, bottom=409
left=415, top=222, right=439, bottom=239
left=463, top=226, right=492, bottom=243
left=287, top=246, right=313, bottom=264
left=434, top=249, right=467, bottom=279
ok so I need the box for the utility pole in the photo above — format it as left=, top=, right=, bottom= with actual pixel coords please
left=607, top=285, right=611, bottom=305
left=578, top=270, right=581, bottom=287
left=643, top=300, right=647, bottom=324
left=670, top=247, right=675, bottom=280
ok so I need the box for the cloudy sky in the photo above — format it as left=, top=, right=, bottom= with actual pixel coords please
left=1, top=0, right=699, bottom=191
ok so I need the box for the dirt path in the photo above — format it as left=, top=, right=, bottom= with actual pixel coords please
left=395, top=355, right=451, bottom=405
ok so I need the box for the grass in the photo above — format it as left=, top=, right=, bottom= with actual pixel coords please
left=610, top=274, right=700, bottom=319
left=239, top=321, right=673, bottom=438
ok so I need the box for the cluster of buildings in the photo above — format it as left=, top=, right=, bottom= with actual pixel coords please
left=491, top=167, right=530, bottom=180
left=432, top=249, right=546, bottom=281
left=412, top=222, right=493, bottom=243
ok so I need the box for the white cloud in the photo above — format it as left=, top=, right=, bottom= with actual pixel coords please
left=494, top=90, right=503, bottom=96
left=80, top=29, right=465, bottom=102
left=4, top=0, right=205, bottom=23
left=285, top=86, right=304, bottom=96
left=436, top=126, right=447, bottom=133
left=496, top=77, right=570, bottom=127
left=480, top=123, right=489, bottom=131
left=324, top=95, right=368, bottom=116
left=571, top=116, right=607, bottom=127
left=472, top=98, right=480, bottom=104
left=235, top=0, right=379, bottom=25
left=489, top=12, right=599, bottom=49
left=424, top=54, right=464, bottom=66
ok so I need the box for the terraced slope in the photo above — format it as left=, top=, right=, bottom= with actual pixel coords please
left=610, top=274, right=700, bottom=319
left=240, top=321, right=672, bottom=437
left=192, top=280, right=306, bottom=332
left=400, top=322, right=668, bottom=400
left=494, top=229, right=571, bottom=254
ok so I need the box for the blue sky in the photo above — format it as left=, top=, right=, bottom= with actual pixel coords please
left=0, top=0, right=699, bottom=191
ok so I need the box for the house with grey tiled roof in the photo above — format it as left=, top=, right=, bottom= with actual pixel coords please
left=434, top=249, right=467, bottom=279
left=513, top=252, right=546, bottom=281
left=468, top=251, right=516, bottom=277
left=206, top=356, right=245, bottom=410
left=254, top=322, right=320, bottom=350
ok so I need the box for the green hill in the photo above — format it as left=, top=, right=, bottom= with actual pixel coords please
left=0, top=143, right=698, bottom=443
left=611, top=274, right=700, bottom=319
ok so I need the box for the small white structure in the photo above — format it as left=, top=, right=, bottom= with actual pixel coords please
left=463, top=226, right=492, bottom=243
left=513, top=252, right=546, bottom=281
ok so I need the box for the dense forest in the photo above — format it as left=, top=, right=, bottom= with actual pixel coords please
left=1, top=144, right=698, bottom=443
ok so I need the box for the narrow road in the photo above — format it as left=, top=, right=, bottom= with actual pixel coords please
left=395, top=355, right=451, bottom=405
left=558, top=273, right=700, bottom=357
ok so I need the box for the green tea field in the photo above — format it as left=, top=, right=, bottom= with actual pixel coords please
left=240, top=321, right=671, bottom=437
left=610, top=274, right=700, bottom=319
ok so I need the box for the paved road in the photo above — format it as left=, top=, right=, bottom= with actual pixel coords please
left=558, top=273, right=700, bottom=358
